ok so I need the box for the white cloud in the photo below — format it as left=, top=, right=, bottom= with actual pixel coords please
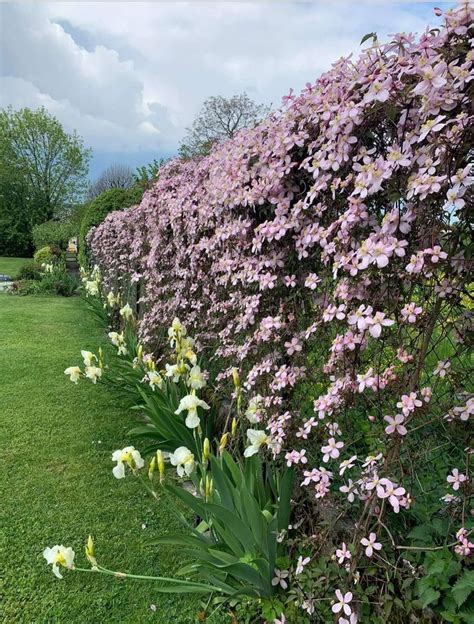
left=0, top=1, right=443, bottom=159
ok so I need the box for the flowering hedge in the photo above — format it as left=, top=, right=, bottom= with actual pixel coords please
left=83, top=7, right=473, bottom=620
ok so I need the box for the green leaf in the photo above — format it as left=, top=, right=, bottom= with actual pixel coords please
left=360, top=32, right=377, bottom=45
left=420, top=587, right=440, bottom=608
left=452, top=570, right=474, bottom=608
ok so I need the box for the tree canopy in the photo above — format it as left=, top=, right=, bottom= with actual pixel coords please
left=178, top=93, right=269, bottom=159
left=0, top=107, right=90, bottom=255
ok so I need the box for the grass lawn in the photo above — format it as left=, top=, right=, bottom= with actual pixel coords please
left=0, top=295, right=204, bottom=623
left=0, top=256, right=31, bottom=279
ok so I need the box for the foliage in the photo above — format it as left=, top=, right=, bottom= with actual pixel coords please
left=0, top=107, right=90, bottom=255
left=79, top=187, right=144, bottom=266
left=134, top=158, right=167, bottom=190
left=33, top=245, right=64, bottom=265
left=32, top=220, right=77, bottom=251
left=87, top=163, right=135, bottom=201
left=178, top=93, right=269, bottom=159
left=16, top=261, right=43, bottom=281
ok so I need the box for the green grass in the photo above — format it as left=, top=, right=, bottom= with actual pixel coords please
left=0, top=256, right=31, bottom=279
left=0, top=295, right=204, bottom=623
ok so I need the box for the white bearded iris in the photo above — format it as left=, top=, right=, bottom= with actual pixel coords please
left=170, top=446, right=195, bottom=477
left=119, top=303, right=134, bottom=320
left=244, top=429, right=269, bottom=457
left=43, top=545, right=75, bottom=579
left=187, top=365, right=206, bottom=390
left=111, top=446, right=145, bottom=479
left=81, top=350, right=96, bottom=367
left=175, top=393, right=210, bottom=428
left=147, top=370, right=164, bottom=391
left=85, top=365, right=102, bottom=384
left=64, top=366, right=82, bottom=384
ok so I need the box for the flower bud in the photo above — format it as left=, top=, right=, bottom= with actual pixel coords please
left=157, top=450, right=165, bottom=483
left=219, top=432, right=229, bottom=452
left=137, top=344, right=143, bottom=361
left=85, top=535, right=97, bottom=567
left=205, top=475, right=213, bottom=500
left=232, top=367, right=240, bottom=389
left=231, top=417, right=238, bottom=436
left=148, top=456, right=156, bottom=480
left=203, top=437, right=210, bottom=461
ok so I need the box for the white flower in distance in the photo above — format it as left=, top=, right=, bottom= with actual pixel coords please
left=147, top=371, right=164, bottom=391
left=165, top=363, right=182, bottom=382
left=81, top=350, right=96, bottom=367
left=64, top=366, right=81, bottom=384
left=106, top=291, right=119, bottom=307
left=85, top=280, right=99, bottom=296
left=119, top=303, right=134, bottom=320
left=187, top=365, right=206, bottom=390
left=244, top=429, right=269, bottom=457
left=108, top=331, right=127, bottom=356
left=245, top=395, right=264, bottom=423
left=175, top=393, right=210, bottom=429
left=168, top=317, right=185, bottom=345
left=85, top=365, right=102, bottom=384
left=170, top=446, right=195, bottom=477
left=112, top=446, right=145, bottom=479
left=43, top=545, right=75, bottom=579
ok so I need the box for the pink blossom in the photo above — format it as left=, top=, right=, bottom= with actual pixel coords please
left=360, top=532, right=382, bottom=557
left=271, top=568, right=289, bottom=589
left=400, top=302, right=422, bottom=324
left=332, top=590, right=353, bottom=615
left=377, top=478, right=406, bottom=513
left=339, top=455, right=357, bottom=475
left=295, top=555, right=310, bottom=575
left=397, top=392, right=422, bottom=416
left=447, top=468, right=467, bottom=491
left=384, top=414, right=408, bottom=436
left=285, top=449, right=307, bottom=467
left=367, top=311, right=395, bottom=338
left=304, top=273, right=321, bottom=290
left=284, top=337, right=302, bottom=356
left=421, top=386, right=432, bottom=403
left=434, top=359, right=451, bottom=378
left=321, top=438, right=344, bottom=462
left=335, top=543, right=351, bottom=565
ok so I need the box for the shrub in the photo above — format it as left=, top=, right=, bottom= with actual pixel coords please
left=78, top=186, right=144, bottom=266
left=32, top=220, right=76, bottom=251
left=33, top=245, right=64, bottom=265
left=16, top=261, right=43, bottom=281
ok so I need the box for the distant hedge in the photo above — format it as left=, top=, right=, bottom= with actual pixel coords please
left=78, top=186, right=143, bottom=265
left=32, top=220, right=76, bottom=251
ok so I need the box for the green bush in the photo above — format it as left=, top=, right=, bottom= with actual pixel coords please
left=32, top=220, right=76, bottom=251
left=14, top=266, right=79, bottom=297
left=33, top=245, right=64, bottom=265
left=78, top=186, right=144, bottom=266
left=16, top=261, right=43, bottom=281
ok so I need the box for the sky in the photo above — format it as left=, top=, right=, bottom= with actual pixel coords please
left=0, top=1, right=454, bottom=180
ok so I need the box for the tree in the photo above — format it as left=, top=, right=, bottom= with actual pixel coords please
left=134, top=158, right=167, bottom=190
left=0, top=107, right=90, bottom=255
left=178, top=93, right=269, bottom=159
left=87, top=163, right=135, bottom=200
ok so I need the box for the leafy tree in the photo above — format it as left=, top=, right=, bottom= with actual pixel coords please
left=0, top=107, right=90, bottom=255
left=134, top=158, right=168, bottom=190
left=87, top=163, right=135, bottom=200
left=178, top=93, right=269, bottom=159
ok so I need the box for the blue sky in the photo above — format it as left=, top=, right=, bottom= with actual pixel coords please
left=0, top=1, right=455, bottom=181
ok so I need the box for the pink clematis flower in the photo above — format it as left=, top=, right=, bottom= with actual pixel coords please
left=335, top=543, right=351, bottom=564
left=361, top=533, right=382, bottom=557
left=271, top=568, right=289, bottom=589
left=447, top=469, right=467, bottom=491
left=384, top=414, right=407, bottom=436
left=332, top=590, right=353, bottom=615
left=321, top=438, right=344, bottom=462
